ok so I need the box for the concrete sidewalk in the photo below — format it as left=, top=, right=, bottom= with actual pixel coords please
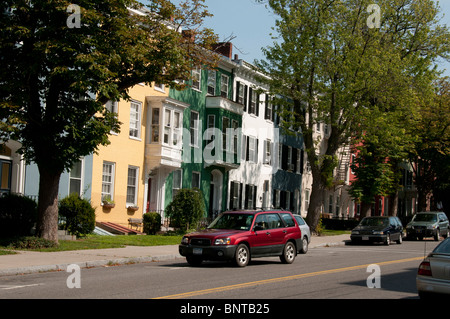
left=0, top=234, right=350, bottom=276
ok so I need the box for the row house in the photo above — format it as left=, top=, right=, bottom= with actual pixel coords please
left=7, top=43, right=306, bottom=230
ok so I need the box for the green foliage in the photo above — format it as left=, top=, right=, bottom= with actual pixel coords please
left=165, top=188, right=206, bottom=230
left=58, top=193, right=96, bottom=237
left=143, top=212, right=162, bottom=235
left=0, top=194, right=37, bottom=239
left=4, top=236, right=58, bottom=250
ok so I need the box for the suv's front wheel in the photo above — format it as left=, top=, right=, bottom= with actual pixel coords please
left=234, top=244, right=250, bottom=267
left=280, top=241, right=296, bottom=264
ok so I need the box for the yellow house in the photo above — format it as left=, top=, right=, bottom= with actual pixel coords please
left=91, top=83, right=169, bottom=228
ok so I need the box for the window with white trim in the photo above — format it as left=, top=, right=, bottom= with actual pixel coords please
left=151, top=108, right=160, bottom=143
left=69, top=159, right=83, bottom=195
left=126, top=166, right=139, bottom=206
left=207, top=70, right=216, bottom=95
left=192, top=171, right=200, bottom=189
left=102, top=162, right=115, bottom=202
left=173, top=169, right=182, bottom=198
left=190, top=111, right=199, bottom=147
left=220, top=74, right=229, bottom=98
left=129, top=100, right=142, bottom=139
left=192, top=67, right=201, bottom=91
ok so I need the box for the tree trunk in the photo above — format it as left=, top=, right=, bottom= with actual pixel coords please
left=305, top=177, right=325, bottom=234
left=388, top=193, right=398, bottom=216
left=359, top=201, right=372, bottom=219
left=36, top=166, right=62, bottom=244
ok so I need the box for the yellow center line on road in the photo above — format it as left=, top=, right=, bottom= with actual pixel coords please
left=153, top=256, right=424, bottom=299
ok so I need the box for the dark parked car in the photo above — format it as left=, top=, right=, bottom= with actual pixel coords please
left=406, top=212, right=449, bottom=241
left=179, top=210, right=302, bottom=267
left=417, top=237, right=450, bottom=298
left=351, top=216, right=403, bottom=245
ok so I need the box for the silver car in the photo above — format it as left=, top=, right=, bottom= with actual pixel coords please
left=417, top=237, right=450, bottom=298
left=406, top=211, right=449, bottom=241
left=293, top=214, right=311, bottom=254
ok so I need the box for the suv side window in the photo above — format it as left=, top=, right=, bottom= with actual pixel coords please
left=280, top=213, right=296, bottom=227
left=265, top=213, right=283, bottom=229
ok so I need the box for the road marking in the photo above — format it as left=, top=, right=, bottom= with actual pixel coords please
left=153, top=256, right=424, bottom=299
left=0, top=284, right=41, bottom=290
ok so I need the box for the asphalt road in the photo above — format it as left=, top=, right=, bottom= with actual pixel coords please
left=0, top=240, right=439, bottom=301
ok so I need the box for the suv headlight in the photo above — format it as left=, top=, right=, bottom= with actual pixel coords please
left=351, top=230, right=359, bottom=235
left=427, top=224, right=437, bottom=229
left=181, top=236, right=189, bottom=245
left=373, top=231, right=384, bottom=235
left=214, top=238, right=231, bottom=245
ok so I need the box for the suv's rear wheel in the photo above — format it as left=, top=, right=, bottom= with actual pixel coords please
left=280, top=241, right=296, bottom=264
left=234, top=244, right=250, bottom=267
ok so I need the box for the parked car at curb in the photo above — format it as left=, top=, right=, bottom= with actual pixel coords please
left=350, top=216, right=403, bottom=245
left=293, top=214, right=311, bottom=254
left=406, top=212, right=449, bottom=241
left=417, top=237, right=450, bottom=299
left=179, top=210, right=302, bottom=267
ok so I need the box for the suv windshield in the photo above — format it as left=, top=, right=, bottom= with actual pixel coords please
left=208, top=213, right=254, bottom=231
left=360, top=218, right=389, bottom=227
left=412, top=214, right=437, bottom=222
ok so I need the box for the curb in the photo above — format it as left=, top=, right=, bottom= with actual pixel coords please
left=0, top=254, right=184, bottom=276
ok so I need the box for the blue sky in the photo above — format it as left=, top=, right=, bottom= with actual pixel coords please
left=201, top=0, right=450, bottom=77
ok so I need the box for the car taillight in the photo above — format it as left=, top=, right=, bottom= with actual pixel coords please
left=418, top=260, right=432, bottom=276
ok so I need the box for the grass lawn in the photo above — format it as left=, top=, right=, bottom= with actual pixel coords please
left=0, top=234, right=184, bottom=252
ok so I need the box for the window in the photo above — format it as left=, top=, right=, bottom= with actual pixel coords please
left=69, top=160, right=83, bottom=195
left=192, top=171, right=200, bottom=189
left=0, top=160, right=11, bottom=194
left=285, top=191, right=291, bottom=211
left=192, top=67, right=201, bottom=91
left=163, top=109, right=181, bottom=147
left=222, top=116, right=230, bottom=152
left=129, top=101, right=142, bottom=139
left=173, top=169, right=182, bottom=198
left=126, top=166, right=139, bottom=206
left=207, top=70, right=216, bottom=95
left=247, top=136, right=257, bottom=163
left=229, top=181, right=242, bottom=210
left=190, top=111, right=199, bottom=147
left=244, top=184, right=257, bottom=209
left=236, top=82, right=246, bottom=105
left=280, top=213, right=296, bottom=227
left=328, top=194, right=333, bottom=214
left=264, top=95, right=272, bottom=120
left=287, top=146, right=293, bottom=171
left=151, top=108, right=160, bottom=143
left=264, top=139, right=272, bottom=165
left=154, top=83, right=165, bottom=92
left=220, top=74, right=229, bottom=98
left=255, top=213, right=282, bottom=229
left=232, top=120, right=239, bottom=154
left=249, top=88, right=258, bottom=115
left=102, top=162, right=115, bottom=202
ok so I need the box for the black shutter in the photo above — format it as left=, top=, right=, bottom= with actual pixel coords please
left=246, top=137, right=250, bottom=161
left=293, top=148, right=298, bottom=173
left=253, top=186, right=257, bottom=209
left=256, top=93, right=260, bottom=116
left=235, top=81, right=240, bottom=103
left=300, top=149, right=304, bottom=174
left=244, top=85, right=248, bottom=112
left=244, top=184, right=249, bottom=209
left=229, top=182, right=235, bottom=209
left=239, top=182, right=243, bottom=209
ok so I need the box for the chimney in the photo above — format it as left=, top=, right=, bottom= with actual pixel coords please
left=213, top=42, right=233, bottom=59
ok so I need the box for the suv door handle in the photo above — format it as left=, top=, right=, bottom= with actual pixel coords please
left=266, top=232, right=271, bottom=236
left=283, top=230, right=287, bottom=233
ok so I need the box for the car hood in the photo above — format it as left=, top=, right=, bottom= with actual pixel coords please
left=185, top=228, right=245, bottom=238
left=407, top=221, right=436, bottom=227
left=353, top=225, right=388, bottom=232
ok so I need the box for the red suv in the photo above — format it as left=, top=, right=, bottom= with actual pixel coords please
left=179, top=210, right=302, bottom=267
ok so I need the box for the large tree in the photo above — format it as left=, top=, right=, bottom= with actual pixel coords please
left=0, top=0, right=218, bottom=243
left=256, top=0, right=449, bottom=231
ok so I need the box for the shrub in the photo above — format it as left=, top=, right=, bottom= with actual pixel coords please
left=165, top=188, right=205, bottom=230
left=6, top=236, right=58, bottom=250
left=143, top=212, right=161, bottom=235
left=58, top=193, right=95, bottom=238
left=0, top=194, right=37, bottom=239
